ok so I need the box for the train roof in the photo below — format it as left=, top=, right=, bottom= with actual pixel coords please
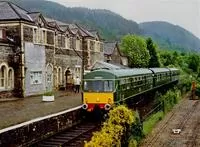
left=84, top=68, right=153, bottom=79
left=168, top=68, right=179, bottom=72
left=149, top=68, right=170, bottom=73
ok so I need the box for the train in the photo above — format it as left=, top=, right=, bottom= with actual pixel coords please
left=81, top=68, right=180, bottom=112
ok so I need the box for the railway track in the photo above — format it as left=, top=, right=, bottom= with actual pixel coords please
left=32, top=122, right=99, bottom=147
left=176, top=100, right=199, bottom=131
left=187, top=120, right=200, bottom=147
left=143, top=98, right=199, bottom=147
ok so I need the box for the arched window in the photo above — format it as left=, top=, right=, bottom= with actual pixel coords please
left=46, top=64, right=53, bottom=91
left=0, top=65, right=7, bottom=89
left=8, top=68, right=14, bottom=89
left=47, top=64, right=53, bottom=83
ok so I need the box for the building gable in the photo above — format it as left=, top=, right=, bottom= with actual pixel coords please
left=36, top=14, right=47, bottom=28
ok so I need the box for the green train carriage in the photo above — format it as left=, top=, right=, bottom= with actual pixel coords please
left=82, top=68, right=153, bottom=111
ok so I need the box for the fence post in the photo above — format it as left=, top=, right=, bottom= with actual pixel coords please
left=162, top=100, right=165, bottom=114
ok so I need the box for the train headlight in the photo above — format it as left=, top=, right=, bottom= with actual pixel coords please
left=104, top=104, right=111, bottom=111
left=82, top=104, right=88, bottom=110
left=96, top=97, right=100, bottom=102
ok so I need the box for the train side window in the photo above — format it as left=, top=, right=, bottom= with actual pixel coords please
left=120, top=79, right=124, bottom=84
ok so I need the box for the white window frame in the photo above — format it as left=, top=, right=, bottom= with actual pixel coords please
left=7, top=68, right=14, bottom=89
left=0, top=29, right=2, bottom=39
left=0, top=65, right=7, bottom=89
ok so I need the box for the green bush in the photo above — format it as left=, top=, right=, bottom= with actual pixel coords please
left=43, top=91, right=54, bottom=96
left=178, top=74, right=193, bottom=94
left=85, top=105, right=136, bottom=147
left=162, top=89, right=181, bottom=112
left=195, top=83, right=200, bottom=97
left=143, top=111, right=164, bottom=135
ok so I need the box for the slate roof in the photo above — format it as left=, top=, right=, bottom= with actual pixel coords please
left=89, top=30, right=103, bottom=40
left=0, top=1, right=101, bottom=39
left=0, top=1, right=33, bottom=22
left=75, top=24, right=95, bottom=37
left=45, top=17, right=67, bottom=26
left=104, top=42, right=117, bottom=55
left=44, top=17, right=94, bottom=37
left=28, top=12, right=40, bottom=21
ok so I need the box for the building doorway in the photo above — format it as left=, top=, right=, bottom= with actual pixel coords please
left=65, top=68, right=73, bottom=91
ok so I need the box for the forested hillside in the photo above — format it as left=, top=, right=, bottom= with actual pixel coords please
left=10, top=0, right=200, bottom=52
left=140, top=21, right=200, bottom=52
left=10, top=0, right=140, bottom=40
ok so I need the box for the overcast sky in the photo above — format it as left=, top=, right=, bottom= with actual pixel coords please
left=49, top=0, right=200, bottom=38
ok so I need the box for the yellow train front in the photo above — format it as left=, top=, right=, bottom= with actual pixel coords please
left=82, top=69, right=116, bottom=112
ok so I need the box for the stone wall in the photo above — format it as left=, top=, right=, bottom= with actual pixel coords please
left=110, top=47, right=122, bottom=64
left=23, top=26, right=33, bottom=42
left=0, top=44, right=14, bottom=65
left=0, top=107, right=82, bottom=146
left=0, top=43, right=16, bottom=98
left=45, top=46, right=54, bottom=65
left=90, top=51, right=104, bottom=65
left=55, top=53, right=81, bottom=86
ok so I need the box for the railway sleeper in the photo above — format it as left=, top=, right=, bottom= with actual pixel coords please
left=39, top=141, right=62, bottom=145
left=37, top=144, right=58, bottom=147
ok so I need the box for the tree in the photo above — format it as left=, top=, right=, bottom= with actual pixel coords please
left=121, top=35, right=150, bottom=67
left=187, top=54, right=200, bottom=72
left=159, top=50, right=174, bottom=67
left=146, top=38, right=161, bottom=67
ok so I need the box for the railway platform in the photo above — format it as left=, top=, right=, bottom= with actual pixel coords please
left=0, top=91, right=82, bottom=129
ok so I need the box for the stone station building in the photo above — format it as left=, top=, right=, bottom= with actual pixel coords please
left=0, top=1, right=104, bottom=98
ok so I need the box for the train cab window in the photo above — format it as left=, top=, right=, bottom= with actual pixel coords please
left=84, top=80, right=114, bottom=92
left=104, top=81, right=114, bottom=92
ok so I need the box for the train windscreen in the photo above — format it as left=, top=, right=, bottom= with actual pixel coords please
left=84, top=80, right=114, bottom=92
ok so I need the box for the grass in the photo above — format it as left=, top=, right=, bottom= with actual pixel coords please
left=143, top=111, right=164, bottom=135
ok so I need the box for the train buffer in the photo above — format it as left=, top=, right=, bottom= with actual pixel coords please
left=172, top=129, right=181, bottom=134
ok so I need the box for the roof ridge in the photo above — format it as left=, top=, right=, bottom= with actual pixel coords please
left=27, top=11, right=40, bottom=14
left=7, top=1, right=22, bottom=19
left=6, top=1, right=30, bottom=13
left=75, top=23, right=92, bottom=37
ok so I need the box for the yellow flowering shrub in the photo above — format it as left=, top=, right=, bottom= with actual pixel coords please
left=85, top=105, right=136, bottom=147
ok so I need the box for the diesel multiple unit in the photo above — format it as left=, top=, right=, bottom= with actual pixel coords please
left=82, top=68, right=180, bottom=112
